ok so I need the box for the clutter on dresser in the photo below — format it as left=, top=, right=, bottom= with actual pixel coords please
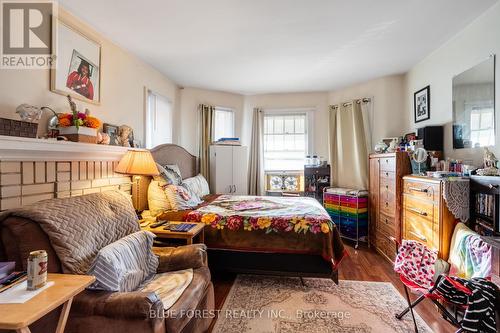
left=323, top=188, right=368, bottom=248
left=410, top=147, right=428, bottom=175
left=476, top=147, right=500, bottom=176
left=213, top=137, right=241, bottom=146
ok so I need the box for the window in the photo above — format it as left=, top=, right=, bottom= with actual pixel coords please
left=146, top=90, right=172, bottom=149
left=469, top=103, right=494, bottom=147
left=263, top=113, right=308, bottom=171
left=213, top=107, right=235, bottom=141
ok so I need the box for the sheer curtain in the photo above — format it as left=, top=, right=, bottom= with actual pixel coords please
left=248, top=108, right=264, bottom=195
left=329, top=99, right=372, bottom=189
left=199, top=104, right=215, bottom=184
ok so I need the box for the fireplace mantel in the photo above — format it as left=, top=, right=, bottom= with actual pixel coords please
left=0, top=135, right=137, bottom=161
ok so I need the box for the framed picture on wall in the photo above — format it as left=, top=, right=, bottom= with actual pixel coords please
left=51, top=18, right=101, bottom=104
left=414, top=85, right=430, bottom=123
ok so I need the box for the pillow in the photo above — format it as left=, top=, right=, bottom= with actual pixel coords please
left=182, top=174, right=210, bottom=197
left=164, top=185, right=203, bottom=211
left=87, top=231, right=159, bottom=292
left=148, top=180, right=171, bottom=215
left=155, top=163, right=183, bottom=185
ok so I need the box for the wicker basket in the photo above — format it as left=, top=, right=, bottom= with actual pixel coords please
left=0, top=118, right=38, bottom=138
left=58, top=126, right=97, bottom=143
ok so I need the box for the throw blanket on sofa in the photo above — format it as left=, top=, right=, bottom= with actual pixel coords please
left=0, top=191, right=140, bottom=274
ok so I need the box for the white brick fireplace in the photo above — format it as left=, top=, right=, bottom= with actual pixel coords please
left=0, top=136, right=133, bottom=211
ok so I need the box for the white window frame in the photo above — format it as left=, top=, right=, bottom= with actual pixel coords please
left=262, top=107, right=315, bottom=173
left=213, top=106, right=235, bottom=141
left=145, top=88, right=173, bottom=149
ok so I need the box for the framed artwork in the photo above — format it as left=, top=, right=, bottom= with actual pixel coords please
left=103, top=123, right=118, bottom=145
left=51, top=18, right=101, bottom=104
left=414, top=85, right=430, bottom=123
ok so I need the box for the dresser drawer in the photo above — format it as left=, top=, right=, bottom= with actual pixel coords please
left=403, top=217, right=437, bottom=250
left=375, top=233, right=397, bottom=262
left=403, top=180, right=439, bottom=202
left=380, top=170, right=395, bottom=180
left=380, top=157, right=396, bottom=172
left=380, top=198, right=396, bottom=217
left=403, top=194, right=437, bottom=223
left=379, top=212, right=396, bottom=237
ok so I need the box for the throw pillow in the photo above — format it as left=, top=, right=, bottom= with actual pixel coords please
left=148, top=180, right=171, bottom=215
left=87, top=231, right=159, bottom=292
left=182, top=174, right=210, bottom=197
left=164, top=185, right=203, bottom=211
left=155, top=164, right=183, bottom=185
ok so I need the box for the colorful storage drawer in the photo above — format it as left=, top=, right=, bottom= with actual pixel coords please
left=323, top=190, right=369, bottom=248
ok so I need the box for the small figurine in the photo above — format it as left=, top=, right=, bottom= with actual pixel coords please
left=483, top=147, right=498, bottom=168
left=387, top=138, right=399, bottom=153
left=15, top=104, right=43, bottom=123
left=97, top=132, right=111, bottom=145
left=374, top=141, right=388, bottom=153
left=116, top=125, right=132, bottom=147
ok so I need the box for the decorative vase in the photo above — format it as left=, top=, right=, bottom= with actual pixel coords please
left=58, top=126, right=97, bottom=143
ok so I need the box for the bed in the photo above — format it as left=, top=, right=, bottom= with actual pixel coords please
left=150, top=144, right=346, bottom=283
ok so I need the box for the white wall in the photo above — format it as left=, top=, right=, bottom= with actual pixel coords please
left=178, top=87, right=244, bottom=155
left=404, top=2, right=500, bottom=166
left=0, top=7, right=179, bottom=145
left=328, top=74, right=406, bottom=148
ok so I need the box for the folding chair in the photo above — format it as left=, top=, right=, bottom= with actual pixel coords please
left=390, top=236, right=472, bottom=333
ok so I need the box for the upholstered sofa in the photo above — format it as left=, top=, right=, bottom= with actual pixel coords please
left=0, top=191, right=214, bottom=333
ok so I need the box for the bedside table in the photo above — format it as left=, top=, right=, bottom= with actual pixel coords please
left=143, top=221, right=205, bottom=245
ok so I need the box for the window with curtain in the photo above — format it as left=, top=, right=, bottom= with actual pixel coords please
left=263, top=113, right=308, bottom=172
left=146, top=90, right=172, bottom=149
left=213, top=107, right=235, bottom=141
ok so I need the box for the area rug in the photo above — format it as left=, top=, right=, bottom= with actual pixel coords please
left=212, top=275, right=433, bottom=333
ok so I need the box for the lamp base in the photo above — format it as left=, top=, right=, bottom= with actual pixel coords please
left=131, top=175, right=151, bottom=212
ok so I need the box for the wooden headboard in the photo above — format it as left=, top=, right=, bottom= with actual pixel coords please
left=150, top=144, right=199, bottom=179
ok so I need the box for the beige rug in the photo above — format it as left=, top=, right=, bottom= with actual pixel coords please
left=212, top=275, right=433, bottom=333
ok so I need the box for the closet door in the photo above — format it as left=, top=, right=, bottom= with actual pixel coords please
left=232, top=146, right=248, bottom=195
left=211, top=145, right=233, bottom=194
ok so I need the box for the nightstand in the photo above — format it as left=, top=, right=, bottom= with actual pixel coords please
left=142, top=221, right=205, bottom=245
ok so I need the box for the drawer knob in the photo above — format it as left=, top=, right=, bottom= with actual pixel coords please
left=385, top=172, right=389, bottom=177
left=408, top=207, right=428, bottom=216
left=385, top=185, right=389, bottom=189
left=408, top=186, right=428, bottom=193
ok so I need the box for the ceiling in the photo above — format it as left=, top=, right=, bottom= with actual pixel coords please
left=59, top=0, right=497, bottom=95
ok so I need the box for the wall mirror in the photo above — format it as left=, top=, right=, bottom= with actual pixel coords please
left=453, top=55, right=495, bottom=149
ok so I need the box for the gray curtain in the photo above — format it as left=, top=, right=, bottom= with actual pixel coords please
left=199, top=104, right=215, bottom=184
left=248, top=107, right=264, bottom=195
left=329, top=100, right=371, bottom=189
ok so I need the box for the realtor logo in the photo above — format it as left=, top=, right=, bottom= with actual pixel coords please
left=1, top=0, right=56, bottom=69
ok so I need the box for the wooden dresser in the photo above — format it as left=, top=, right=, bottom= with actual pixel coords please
left=402, top=176, right=456, bottom=260
left=369, top=152, right=411, bottom=262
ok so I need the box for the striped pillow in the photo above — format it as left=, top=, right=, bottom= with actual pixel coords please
left=87, top=231, right=159, bottom=292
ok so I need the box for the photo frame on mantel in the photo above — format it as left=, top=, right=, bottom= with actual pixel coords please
left=414, top=85, right=430, bottom=123
left=51, top=18, right=101, bottom=104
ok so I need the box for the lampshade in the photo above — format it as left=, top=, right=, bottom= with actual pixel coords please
left=115, top=150, right=159, bottom=176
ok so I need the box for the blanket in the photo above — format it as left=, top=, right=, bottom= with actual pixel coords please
left=0, top=191, right=139, bottom=275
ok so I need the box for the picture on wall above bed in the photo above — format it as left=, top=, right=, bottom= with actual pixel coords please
left=51, top=18, right=101, bottom=104
left=414, top=85, right=430, bottom=123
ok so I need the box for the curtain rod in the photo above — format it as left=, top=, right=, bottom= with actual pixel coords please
left=330, top=98, right=371, bottom=109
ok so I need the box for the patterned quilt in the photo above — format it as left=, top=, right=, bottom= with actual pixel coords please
left=186, top=195, right=333, bottom=234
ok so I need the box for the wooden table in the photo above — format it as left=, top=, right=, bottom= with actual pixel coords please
left=143, top=221, right=205, bottom=245
left=0, top=274, right=95, bottom=333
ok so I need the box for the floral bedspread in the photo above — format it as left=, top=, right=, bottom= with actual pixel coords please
left=186, top=195, right=333, bottom=234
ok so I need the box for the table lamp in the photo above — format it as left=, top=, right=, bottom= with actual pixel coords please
left=115, top=150, right=159, bottom=212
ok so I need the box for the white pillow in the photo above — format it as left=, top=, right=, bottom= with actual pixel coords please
left=182, top=174, right=210, bottom=197
left=148, top=180, right=171, bottom=214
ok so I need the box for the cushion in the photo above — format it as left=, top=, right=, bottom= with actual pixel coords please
left=148, top=180, right=171, bottom=215
left=87, top=231, right=159, bottom=292
left=164, top=185, right=203, bottom=211
left=155, top=163, right=183, bottom=185
left=183, top=174, right=210, bottom=197
left=140, top=268, right=194, bottom=310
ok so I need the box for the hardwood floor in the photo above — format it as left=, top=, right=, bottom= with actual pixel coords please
left=209, top=242, right=455, bottom=333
